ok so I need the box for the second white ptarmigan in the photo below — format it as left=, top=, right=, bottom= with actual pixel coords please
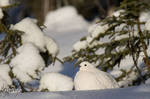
left=74, top=61, right=119, bottom=90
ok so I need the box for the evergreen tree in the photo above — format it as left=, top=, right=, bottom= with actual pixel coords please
left=65, top=0, right=150, bottom=87
left=0, top=2, right=22, bottom=64
left=0, top=1, right=60, bottom=92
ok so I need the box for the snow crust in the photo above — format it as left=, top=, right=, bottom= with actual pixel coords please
left=10, top=43, right=45, bottom=82
left=39, top=72, right=73, bottom=91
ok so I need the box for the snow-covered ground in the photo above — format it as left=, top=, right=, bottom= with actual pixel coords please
left=0, top=85, right=150, bottom=99
left=43, top=6, right=89, bottom=77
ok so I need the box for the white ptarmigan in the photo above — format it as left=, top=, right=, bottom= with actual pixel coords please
left=74, top=61, right=119, bottom=90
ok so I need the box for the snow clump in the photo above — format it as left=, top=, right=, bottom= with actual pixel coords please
left=73, top=41, right=88, bottom=52
left=113, top=10, right=125, bottom=17
left=0, top=64, right=12, bottom=90
left=145, top=19, right=150, bottom=31
left=0, top=8, right=3, bottom=19
left=0, top=0, right=10, bottom=7
left=11, top=18, right=46, bottom=52
left=88, top=23, right=108, bottom=39
left=0, top=0, right=10, bottom=19
left=72, top=22, right=108, bottom=52
left=139, top=12, right=150, bottom=22
left=10, top=43, right=45, bottom=82
left=39, top=72, right=74, bottom=91
left=11, top=17, right=59, bottom=57
left=44, top=35, right=59, bottom=57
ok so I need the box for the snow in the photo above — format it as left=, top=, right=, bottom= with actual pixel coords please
left=113, top=10, right=125, bottom=17
left=1, top=85, right=150, bottom=99
left=44, top=35, right=59, bottom=57
left=43, top=6, right=89, bottom=75
left=74, top=61, right=119, bottom=90
left=114, top=55, right=134, bottom=71
left=11, top=18, right=46, bottom=52
left=110, top=70, right=123, bottom=78
left=39, top=72, right=73, bottom=91
left=0, top=0, right=10, bottom=7
left=10, top=43, right=45, bottom=82
left=118, top=71, right=138, bottom=87
left=139, top=12, right=150, bottom=22
left=88, top=23, right=108, bottom=39
left=86, top=35, right=93, bottom=43
left=115, top=23, right=126, bottom=32
left=0, top=64, right=12, bottom=90
left=145, top=78, right=150, bottom=85
left=145, top=19, right=150, bottom=31
left=10, top=17, right=59, bottom=58
left=44, top=6, right=89, bottom=33
left=73, top=41, right=88, bottom=52
left=0, top=8, right=3, bottom=19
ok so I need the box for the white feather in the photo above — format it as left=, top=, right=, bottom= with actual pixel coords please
left=74, top=61, right=119, bottom=90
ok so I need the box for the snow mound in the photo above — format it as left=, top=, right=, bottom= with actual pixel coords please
left=10, top=43, right=45, bottom=82
left=0, top=64, right=12, bottom=90
left=44, top=6, right=89, bottom=33
left=39, top=72, right=73, bottom=91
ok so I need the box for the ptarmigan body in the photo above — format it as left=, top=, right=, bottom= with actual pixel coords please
left=74, top=61, right=119, bottom=90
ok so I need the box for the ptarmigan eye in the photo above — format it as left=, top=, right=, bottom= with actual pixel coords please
left=84, top=64, right=87, bottom=66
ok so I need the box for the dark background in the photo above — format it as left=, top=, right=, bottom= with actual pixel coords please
left=9, top=0, right=124, bottom=23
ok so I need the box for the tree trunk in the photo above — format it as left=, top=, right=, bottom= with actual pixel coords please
left=43, top=0, right=50, bottom=17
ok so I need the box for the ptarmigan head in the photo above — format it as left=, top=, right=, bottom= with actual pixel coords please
left=79, top=61, right=94, bottom=71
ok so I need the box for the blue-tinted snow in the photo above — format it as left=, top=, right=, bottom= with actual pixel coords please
left=0, top=85, right=150, bottom=99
